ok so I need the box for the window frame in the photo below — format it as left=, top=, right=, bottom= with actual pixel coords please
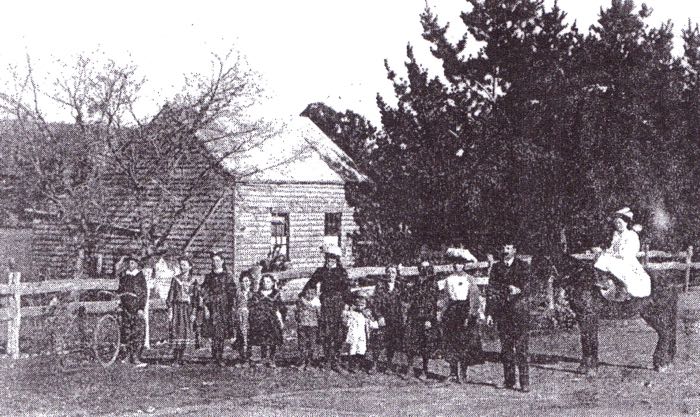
left=270, top=212, right=290, bottom=258
left=324, top=212, right=342, bottom=247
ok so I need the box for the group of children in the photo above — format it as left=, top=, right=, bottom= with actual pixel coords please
left=118, top=241, right=532, bottom=393
left=123, top=252, right=459, bottom=373
left=152, top=250, right=389, bottom=371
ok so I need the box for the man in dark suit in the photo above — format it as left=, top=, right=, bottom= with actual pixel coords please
left=486, top=239, right=531, bottom=392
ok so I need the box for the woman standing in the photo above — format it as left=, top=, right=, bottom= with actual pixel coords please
left=166, top=256, right=198, bottom=366
left=248, top=274, right=287, bottom=367
left=200, top=251, right=236, bottom=366
left=370, top=265, right=404, bottom=373
left=438, top=248, right=484, bottom=383
left=402, top=261, right=440, bottom=379
left=594, top=207, right=650, bottom=301
left=301, top=244, right=352, bottom=372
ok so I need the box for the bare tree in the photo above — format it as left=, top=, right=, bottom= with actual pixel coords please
left=0, top=50, right=273, bottom=276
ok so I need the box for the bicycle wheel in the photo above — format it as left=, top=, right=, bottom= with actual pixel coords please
left=93, top=314, right=121, bottom=367
left=58, top=315, right=91, bottom=372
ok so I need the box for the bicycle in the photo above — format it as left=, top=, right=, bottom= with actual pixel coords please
left=54, top=291, right=135, bottom=371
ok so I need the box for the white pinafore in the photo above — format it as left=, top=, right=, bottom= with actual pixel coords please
left=594, top=229, right=651, bottom=297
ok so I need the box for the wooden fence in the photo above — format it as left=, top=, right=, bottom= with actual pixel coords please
left=0, top=246, right=696, bottom=359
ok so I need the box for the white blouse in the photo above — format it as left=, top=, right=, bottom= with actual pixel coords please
left=604, top=229, right=640, bottom=260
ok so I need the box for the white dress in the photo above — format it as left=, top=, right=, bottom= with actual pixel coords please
left=594, top=229, right=651, bottom=297
left=343, top=309, right=379, bottom=355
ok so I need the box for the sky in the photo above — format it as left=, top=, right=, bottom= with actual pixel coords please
left=1, top=0, right=699, bottom=126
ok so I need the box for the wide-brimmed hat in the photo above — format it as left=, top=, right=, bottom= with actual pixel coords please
left=446, top=247, right=478, bottom=263
left=613, top=207, right=634, bottom=223
left=320, top=243, right=342, bottom=258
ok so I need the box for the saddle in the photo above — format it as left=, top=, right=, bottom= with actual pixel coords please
left=594, top=271, right=631, bottom=302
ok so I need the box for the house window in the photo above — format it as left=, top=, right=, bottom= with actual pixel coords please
left=324, top=212, right=342, bottom=247
left=271, top=213, right=290, bottom=258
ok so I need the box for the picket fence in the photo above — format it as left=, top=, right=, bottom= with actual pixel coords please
left=0, top=245, right=695, bottom=359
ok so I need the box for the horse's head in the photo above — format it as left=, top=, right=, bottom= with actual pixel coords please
left=532, top=251, right=592, bottom=290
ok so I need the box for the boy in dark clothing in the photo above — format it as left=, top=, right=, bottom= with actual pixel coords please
left=295, top=287, right=321, bottom=369
left=370, top=265, right=404, bottom=373
left=403, top=261, right=440, bottom=379
left=117, top=255, right=148, bottom=367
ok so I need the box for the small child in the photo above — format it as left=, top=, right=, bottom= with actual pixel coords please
left=234, top=271, right=253, bottom=367
left=295, top=287, right=321, bottom=369
left=343, top=292, right=380, bottom=373
left=248, top=274, right=287, bottom=367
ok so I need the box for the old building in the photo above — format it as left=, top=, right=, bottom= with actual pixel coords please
left=30, top=115, right=367, bottom=282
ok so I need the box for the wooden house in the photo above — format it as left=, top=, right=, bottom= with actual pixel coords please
left=30, top=115, right=367, bottom=282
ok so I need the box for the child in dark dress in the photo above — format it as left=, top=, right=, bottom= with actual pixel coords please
left=248, top=274, right=287, bottom=367
left=200, top=251, right=236, bottom=366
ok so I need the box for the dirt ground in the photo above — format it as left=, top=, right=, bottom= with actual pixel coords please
left=2, top=316, right=700, bottom=417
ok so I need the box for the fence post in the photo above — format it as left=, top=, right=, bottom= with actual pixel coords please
left=643, top=243, right=650, bottom=266
left=143, top=268, right=152, bottom=350
left=96, top=254, right=103, bottom=276
left=7, top=272, right=21, bottom=359
left=686, top=246, right=694, bottom=293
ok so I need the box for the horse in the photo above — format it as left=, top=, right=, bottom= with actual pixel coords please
left=533, top=252, right=679, bottom=375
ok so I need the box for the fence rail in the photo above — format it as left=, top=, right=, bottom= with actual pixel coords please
left=0, top=246, right=695, bottom=359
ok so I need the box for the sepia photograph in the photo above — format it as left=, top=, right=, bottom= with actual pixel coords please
left=2, top=0, right=700, bottom=415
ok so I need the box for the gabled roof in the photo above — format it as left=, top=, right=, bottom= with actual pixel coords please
left=199, top=116, right=368, bottom=184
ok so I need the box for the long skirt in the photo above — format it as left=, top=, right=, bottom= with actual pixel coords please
left=120, top=308, right=145, bottom=356
left=442, top=300, right=484, bottom=365
left=319, top=294, right=347, bottom=350
left=403, top=318, right=440, bottom=356
left=594, top=254, right=651, bottom=297
left=169, top=302, right=194, bottom=349
left=234, top=308, right=250, bottom=350
left=370, top=318, right=404, bottom=353
left=202, top=297, right=232, bottom=341
left=249, top=310, right=283, bottom=347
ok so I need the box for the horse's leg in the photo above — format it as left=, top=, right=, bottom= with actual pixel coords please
left=670, top=290, right=678, bottom=362
left=577, top=314, right=599, bottom=375
left=641, top=294, right=678, bottom=372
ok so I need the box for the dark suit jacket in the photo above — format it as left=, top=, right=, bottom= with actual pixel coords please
left=118, top=270, right=148, bottom=314
left=486, top=259, right=531, bottom=331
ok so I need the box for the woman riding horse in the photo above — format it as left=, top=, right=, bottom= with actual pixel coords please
left=534, top=243, right=678, bottom=375
left=593, top=207, right=651, bottom=301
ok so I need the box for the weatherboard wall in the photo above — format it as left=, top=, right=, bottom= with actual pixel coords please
left=232, top=182, right=358, bottom=277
